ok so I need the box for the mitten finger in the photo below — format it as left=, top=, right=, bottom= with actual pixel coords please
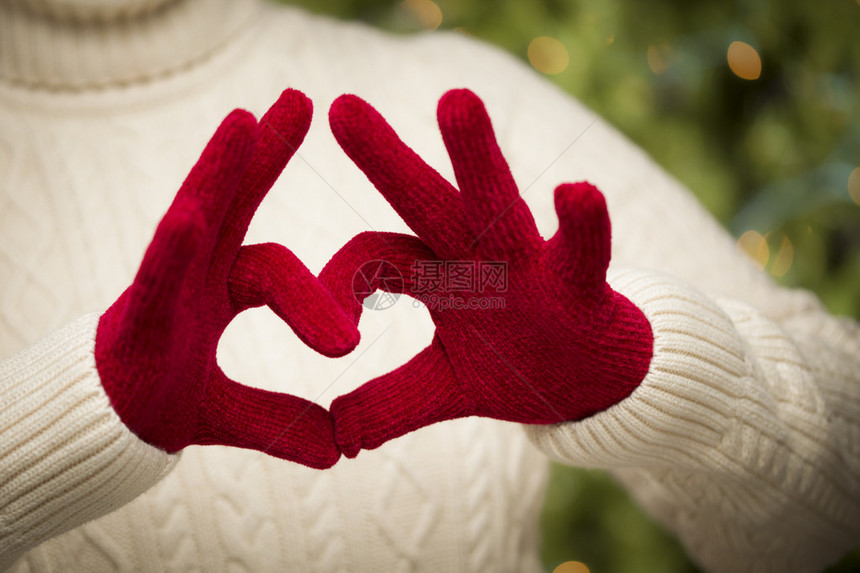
left=216, top=90, right=313, bottom=257
left=546, top=182, right=611, bottom=293
left=330, top=337, right=467, bottom=458
left=437, top=89, right=541, bottom=261
left=329, top=94, right=471, bottom=259
left=229, top=243, right=360, bottom=358
left=173, top=110, right=258, bottom=252
left=195, top=372, right=341, bottom=469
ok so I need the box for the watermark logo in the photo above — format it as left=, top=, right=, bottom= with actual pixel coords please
left=412, top=260, right=507, bottom=310
left=352, top=259, right=508, bottom=311
left=352, top=260, right=404, bottom=311
left=411, top=260, right=508, bottom=293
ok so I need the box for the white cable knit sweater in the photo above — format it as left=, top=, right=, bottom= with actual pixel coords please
left=0, top=0, right=858, bottom=571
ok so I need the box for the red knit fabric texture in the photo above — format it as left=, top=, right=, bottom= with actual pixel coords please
left=322, top=89, right=654, bottom=458
left=95, top=90, right=359, bottom=469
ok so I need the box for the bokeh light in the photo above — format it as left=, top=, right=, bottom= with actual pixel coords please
left=767, top=233, right=794, bottom=278
left=528, top=36, right=570, bottom=75
left=399, top=0, right=442, bottom=31
left=727, top=41, right=762, bottom=80
left=849, top=167, right=860, bottom=206
left=737, top=230, right=769, bottom=269
left=553, top=561, right=591, bottom=573
left=647, top=43, right=671, bottom=75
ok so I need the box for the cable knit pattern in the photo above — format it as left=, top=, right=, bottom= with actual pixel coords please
left=0, top=1, right=858, bottom=571
left=525, top=268, right=860, bottom=572
left=0, top=314, right=178, bottom=570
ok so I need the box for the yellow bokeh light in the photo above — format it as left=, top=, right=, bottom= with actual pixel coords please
left=528, top=36, right=570, bottom=75
left=400, top=0, right=443, bottom=31
left=727, top=41, right=762, bottom=80
left=767, top=233, right=794, bottom=278
left=553, top=562, right=590, bottom=573
left=848, top=167, right=860, bottom=206
left=647, top=43, right=671, bottom=75
left=737, top=230, right=769, bottom=269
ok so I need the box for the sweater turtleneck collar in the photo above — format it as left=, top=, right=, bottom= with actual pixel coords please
left=0, top=0, right=261, bottom=91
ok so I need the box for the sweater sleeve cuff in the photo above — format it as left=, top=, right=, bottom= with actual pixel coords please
left=524, top=267, right=748, bottom=470
left=0, top=313, right=179, bottom=569
left=523, top=268, right=860, bottom=572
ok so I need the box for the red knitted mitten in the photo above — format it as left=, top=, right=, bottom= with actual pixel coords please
left=322, top=89, right=653, bottom=458
left=95, top=90, right=359, bottom=469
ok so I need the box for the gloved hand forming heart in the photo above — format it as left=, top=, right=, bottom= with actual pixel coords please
left=95, top=90, right=359, bottom=469
left=321, top=89, right=654, bottom=458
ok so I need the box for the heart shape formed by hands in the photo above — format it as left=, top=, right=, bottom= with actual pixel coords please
left=96, top=90, right=359, bottom=469
left=321, top=89, right=653, bottom=458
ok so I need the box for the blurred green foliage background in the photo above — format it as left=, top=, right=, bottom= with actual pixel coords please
left=279, top=0, right=859, bottom=570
